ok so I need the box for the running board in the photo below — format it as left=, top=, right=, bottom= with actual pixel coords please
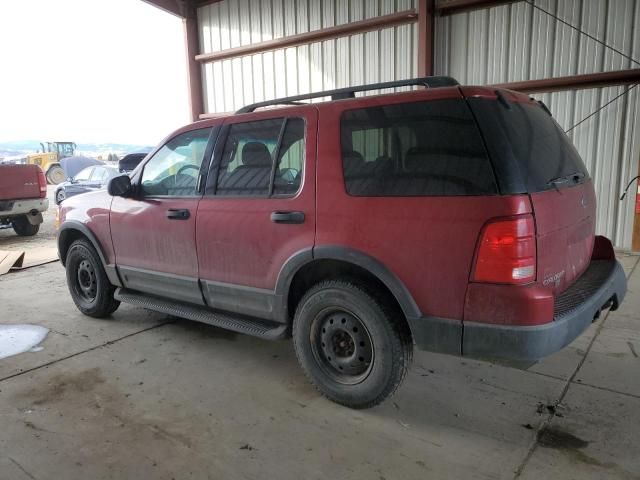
left=115, top=288, right=288, bottom=340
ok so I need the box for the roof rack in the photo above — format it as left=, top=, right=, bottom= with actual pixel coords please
left=236, top=76, right=459, bottom=114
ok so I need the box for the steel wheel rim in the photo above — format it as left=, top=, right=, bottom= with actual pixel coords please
left=310, top=308, right=374, bottom=385
left=75, top=258, right=97, bottom=302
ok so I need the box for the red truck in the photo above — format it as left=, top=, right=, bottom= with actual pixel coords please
left=0, top=164, right=49, bottom=236
left=57, top=77, right=627, bottom=408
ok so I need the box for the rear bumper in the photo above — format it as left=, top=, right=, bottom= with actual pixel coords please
left=462, top=259, right=626, bottom=362
left=0, top=198, right=49, bottom=220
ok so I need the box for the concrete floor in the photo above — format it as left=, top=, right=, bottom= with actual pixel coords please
left=0, top=191, right=639, bottom=479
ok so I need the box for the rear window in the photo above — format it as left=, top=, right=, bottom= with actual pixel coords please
left=340, top=99, right=498, bottom=196
left=467, top=98, right=589, bottom=193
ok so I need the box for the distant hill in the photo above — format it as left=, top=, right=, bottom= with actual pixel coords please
left=0, top=140, right=153, bottom=160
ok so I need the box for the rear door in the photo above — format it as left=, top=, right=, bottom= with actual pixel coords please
left=110, top=127, right=213, bottom=304
left=196, top=106, right=317, bottom=320
left=467, top=92, right=595, bottom=293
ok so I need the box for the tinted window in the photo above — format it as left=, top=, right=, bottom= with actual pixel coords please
left=340, top=100, right=497, bottom=196
left=274, top=118, right=305, bottom=195
left=468, top=99, right=589, bottom=193
left=141, top=128, right=211, bottom=196
left=215, top=118, right=305, bottom=197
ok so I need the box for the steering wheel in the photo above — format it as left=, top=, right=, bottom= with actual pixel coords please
left=176, top=164, right=200, bottom=177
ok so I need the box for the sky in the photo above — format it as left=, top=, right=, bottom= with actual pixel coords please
left=0, top=0, right=189, bottom=146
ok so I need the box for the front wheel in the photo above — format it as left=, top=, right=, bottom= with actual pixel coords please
left=12, top=216, right=39, bottom=236
left=46, top=165, right=66, bottom=184
left=65, top=238, right=120, bottom=317
left=293, top=280, right=413, bottom=409
left=56, top=189, right=66, bottom=204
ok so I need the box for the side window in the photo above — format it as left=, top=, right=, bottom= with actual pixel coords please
left=215, top=118, right=305, bottom=197
left=216, top=119, right=281, bottom=196
left=340, top=100, right=497, bottom=196
left=141, top=127, right=211, bottom=197
left=274, top=118, right=305, bottom=195
left=74, top=167, right=93, bottom=181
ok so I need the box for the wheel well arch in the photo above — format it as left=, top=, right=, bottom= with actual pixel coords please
left=284, top=252, right=421, bottom=341
left=58, top=223, right=107, bottom=267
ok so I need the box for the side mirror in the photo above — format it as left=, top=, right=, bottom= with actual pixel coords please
left=108, top=174, right=132, bottom=197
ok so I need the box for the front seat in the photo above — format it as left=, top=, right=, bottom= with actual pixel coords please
left=218, top=142, right=273, bottom=194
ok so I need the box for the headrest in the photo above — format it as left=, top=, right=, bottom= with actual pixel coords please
left=242, top=142, right=272, bottom=166
left=405, top=147, right=428, bottom=170
left=343, top=150, right=365, bottom=169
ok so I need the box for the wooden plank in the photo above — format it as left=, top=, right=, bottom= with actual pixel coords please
left=0, top=251, right=25, bottom=276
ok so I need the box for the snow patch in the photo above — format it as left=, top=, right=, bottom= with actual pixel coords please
left=0, top=324, right=48, bottom=360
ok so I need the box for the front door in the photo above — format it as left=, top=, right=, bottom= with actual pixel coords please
left=196, top=107, right=318, bottom=321
left=110, top=127, right=213, bottom=304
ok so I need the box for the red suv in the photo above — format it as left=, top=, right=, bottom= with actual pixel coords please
left=57, top=77, right=627, bottom=408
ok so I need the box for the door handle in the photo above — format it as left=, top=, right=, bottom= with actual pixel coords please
left=270, top=211, right=305, bottom=224
left=166, top=208, right=190, bottom=220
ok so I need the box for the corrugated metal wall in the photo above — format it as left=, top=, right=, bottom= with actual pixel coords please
left=434, top=0, right=640, bottom=249
left=197, top=0, right=418, bottom=114
left=197, top=0, right=639, bottom=248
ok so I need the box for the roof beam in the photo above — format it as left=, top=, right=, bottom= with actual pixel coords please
left=435, top=0, right=521, bottom=15
left=493, top=68, right=640, bottom=93
left=195, top=10, right=419, bottom=64
left=140, top=0, right=187, bottom=18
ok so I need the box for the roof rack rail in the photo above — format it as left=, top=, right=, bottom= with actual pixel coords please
left=236, top=76, right=459, bottom=113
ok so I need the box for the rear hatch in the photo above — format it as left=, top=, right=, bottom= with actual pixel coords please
left=0, top=164, right=42, bottom=201
left=464, top=89, right=595, bottom=294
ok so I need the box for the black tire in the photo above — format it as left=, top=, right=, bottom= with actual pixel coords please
left=293, top=280, right=413, bottom=409
left=46, top=165, right=66, bottom=184
left=56, top=189, right=66, bottom=204
left=12, top=216, right=40, bottom=236
left=65, top=238, right=120, bottom=318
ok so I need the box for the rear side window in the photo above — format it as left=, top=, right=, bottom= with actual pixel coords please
left=340, top=99, right=497, bottom=196
left=467, top=98, right=589, bottom=193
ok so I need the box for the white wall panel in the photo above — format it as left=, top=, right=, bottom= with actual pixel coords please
left=434, top=0, right=640, bottom=249
left=198, top=0, right=418, bottom=113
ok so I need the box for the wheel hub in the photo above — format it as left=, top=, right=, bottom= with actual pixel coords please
left=312, top=310, right=374, bottom=384
left=76, top=259, right=97, bottom=301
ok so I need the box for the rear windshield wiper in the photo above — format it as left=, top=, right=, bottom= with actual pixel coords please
left=546, top=172, right=585, bottom=191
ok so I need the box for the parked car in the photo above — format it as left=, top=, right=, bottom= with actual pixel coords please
left=57, top=77, right=627, bottom=408
left=118, top=153, right=147, bottom=173
left=54, top=165, right=119, bottom=205
left=0, top=164, right=48, bottom=236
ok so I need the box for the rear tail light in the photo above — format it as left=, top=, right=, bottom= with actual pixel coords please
left=37, top=167, right=47, bottom=198
left=473, top=215, right=536, bottom=285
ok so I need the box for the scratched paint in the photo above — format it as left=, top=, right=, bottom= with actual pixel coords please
left=0, top=324, right=48, bottom=360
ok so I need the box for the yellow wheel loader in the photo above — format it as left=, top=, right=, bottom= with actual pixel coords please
left=26, top=142, right=76, bottom=184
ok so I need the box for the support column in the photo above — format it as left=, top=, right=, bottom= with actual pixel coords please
left=184, top=5, right=204, bottom=121
left=418, top=0, right=434, bottom=76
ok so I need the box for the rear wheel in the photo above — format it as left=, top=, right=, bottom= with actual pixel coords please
left=46, top=165, right=66, bottom=184
left=12, top=216, right=39, bottom=236
left=293, top=280, right=412, bottom=409
left=65, top=238, right=120, bottom=317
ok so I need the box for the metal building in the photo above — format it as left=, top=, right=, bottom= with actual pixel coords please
left=145, top=0, right=640, bottom=250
